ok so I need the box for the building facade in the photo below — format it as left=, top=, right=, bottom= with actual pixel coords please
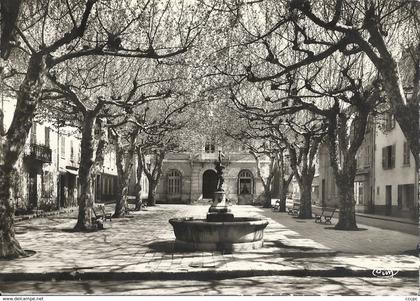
left=317, top=114, right=417, bottom=218
left=154, top=143, right=271, bottom=205
left=374, top=114, right=417, bottom=217
left=1, top=96, right=120, bottom=212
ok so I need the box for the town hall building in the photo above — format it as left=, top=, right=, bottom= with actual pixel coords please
left=154, top=141, right=271, bottom=205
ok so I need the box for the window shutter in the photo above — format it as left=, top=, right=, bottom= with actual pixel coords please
left=61, top=137, right=66, bottom=158
left=403, top=142, right=410, bottom=165
left=30, top=123, right=37, bottom=144
left=382, top=147, right=386, bottom=169
left=391, top=144, right=396, bottom=168
left=45, top=127, right=50, bottom=147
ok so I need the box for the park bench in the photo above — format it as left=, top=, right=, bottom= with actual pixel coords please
left=287, top=200, right=300, bottom=216
left=128, top=196, right=147, bottom=211
left=34, top=208, right=45, bottom=217
left=91, top=207, right=104, bottom=229
left=314, top=207, right=336, bottom=224
left=272, top=199, right=281, bottom=211
left=97, top=204, right=112, bottom=221
left=312, top=206, right=323, bottom=221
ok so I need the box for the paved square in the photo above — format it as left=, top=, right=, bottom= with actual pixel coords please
left=1, top=205, right=418, bottom=295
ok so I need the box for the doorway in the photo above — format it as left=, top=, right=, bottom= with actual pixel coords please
left=202, top=170, right=217, bottom=199
left=28, top=171, right=38, bottom=209
left=385, top=185, right=392, bottom=215
left=59, top=174, right=65, bottom=208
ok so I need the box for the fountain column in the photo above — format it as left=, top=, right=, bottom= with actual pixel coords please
left=207, top=151, right=234, bottom=222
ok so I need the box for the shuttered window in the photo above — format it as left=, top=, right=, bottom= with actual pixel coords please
left=382, top=144, right=395, bottom=169
left=385, top=113, right=396, bottom=131
left=70, top=140, right=74, bottom=161
left=403, top=141, right=410, bottom=166
left=61, top=137, right=66, bottom=159
left=30, top=123, right=37, bottom=144
left=45, top=127, right=50, bottom=147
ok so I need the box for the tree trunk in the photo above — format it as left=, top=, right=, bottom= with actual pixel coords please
left=298, top=174, right=313, bottom=219
left=114, top=177, right=129, bottom=217
left=112, top=131, right=137, bottom=218
left=262, top=188, right=272, bottom=208
left=251, top=152, right=274, bottom=208
left=276, top=151, right=292, bottom=213
left=143, top=150, right=165, bottom=207
left=334, top=175, right=358, bottom=230
left=394, top=104, right=419, bottom=169
left=91, top=119, right=107, bottom=202
left=377, top=57, right=419, bottom=169
left=74, top=112, right=97, bottom=231
left=147, top=180, right=158, bottom=206
left=134, top=150, right=143, bottom=211
left=278, top=184, right=288, bottom=212
left=326, top=108, right=366, bottom=230
left=134, top=182, right=142, bottom=211
left=0, top=54, right=45, bottom=258
left=0, top=165, right=26, bottom=258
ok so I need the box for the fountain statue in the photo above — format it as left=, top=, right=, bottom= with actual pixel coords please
left=169, top=150, right=269, bottom=252
left=206, top=151, right=234, bottom=222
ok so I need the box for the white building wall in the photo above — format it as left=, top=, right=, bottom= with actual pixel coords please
left=1, top=96, right=119, bottom=209
left=374, top=121, right=416, bottom=212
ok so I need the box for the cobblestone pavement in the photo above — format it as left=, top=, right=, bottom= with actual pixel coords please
left=0, top=205, right=418, bottom=295
left=1, top=276, right=417, bottom=295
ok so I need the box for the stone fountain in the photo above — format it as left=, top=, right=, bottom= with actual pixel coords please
left=169, top=151, right=269, bottom=252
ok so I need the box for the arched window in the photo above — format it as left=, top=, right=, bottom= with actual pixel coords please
left=238, top=170, right=253, bottom=195
left=167, top=170, right=181, bottom=194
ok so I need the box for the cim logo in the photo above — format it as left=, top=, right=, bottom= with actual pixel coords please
left=372, top=269, right=399, bottom=278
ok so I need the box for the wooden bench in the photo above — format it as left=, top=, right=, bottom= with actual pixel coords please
left=312, top=206, right=323, bottom=222
left=127, top=196, right=147, bottom=211
left=97, top=204, right=112, bottom=221
left=314, top=207, right=336, bottom=224
left=34, top=208, right=45, bottom=217
left=91, top=207, right=104, bottom=229
left=287, top=201, right=300, bottom=216
left=272, top=199, right=281, bottom=211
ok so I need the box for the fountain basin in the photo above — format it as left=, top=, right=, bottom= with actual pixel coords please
left=169, top=217, right=269, bottom=252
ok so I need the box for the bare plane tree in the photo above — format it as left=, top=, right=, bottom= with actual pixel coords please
left=0, top=0, right=213, bottom=257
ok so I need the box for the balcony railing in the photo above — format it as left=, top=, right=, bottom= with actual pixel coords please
left=25, top=143, right=52, bottom=163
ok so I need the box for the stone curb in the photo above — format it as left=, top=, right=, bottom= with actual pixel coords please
left=0, top=268, right=417, bottom=282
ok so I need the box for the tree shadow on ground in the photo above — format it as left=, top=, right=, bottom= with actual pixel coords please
left=61, top=228, right=107, bottom=233
left=324, top=227, right=368, bottom=231
left=0, top=250, right=36, bottom=261
left=272, top=240, right=318, bottom=251
left=147, top=240, right=338, bottom=262
left=292, top=216, right=314, bottom=221
left=1, top=276, right=415, bottom=295
left=148, top=240, right=211, bottom=254
left=148, top=240, right=175, bottom=253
